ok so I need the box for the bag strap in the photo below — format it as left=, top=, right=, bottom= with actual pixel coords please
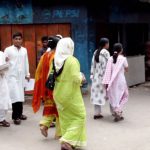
left=53, top=59, right=65, bottom=78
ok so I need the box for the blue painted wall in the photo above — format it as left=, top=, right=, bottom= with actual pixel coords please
left=0, top=1, right=92, bottom=80
left=33, top=6, right=90, bottom=79
left=0, top=0, right=32, bottom=24
left=88, top=17, right=96, bottom=73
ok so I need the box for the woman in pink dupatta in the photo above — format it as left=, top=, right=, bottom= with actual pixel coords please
left=103, top=43, right=129, bottom=122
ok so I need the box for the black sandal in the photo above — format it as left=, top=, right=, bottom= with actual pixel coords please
left=0, top=120, right=10, bottom=127
left=14, top=118, right=21, bottom=125
left=94, top=114, right=104, bottom=120
left=114, top=112, right=124, bottom=122
left=20, top=115, right=27, bottom=120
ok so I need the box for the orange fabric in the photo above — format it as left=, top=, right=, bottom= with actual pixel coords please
left=32, top=51, right=55, bottom=113
left=43, top=98, right=58, bottom=116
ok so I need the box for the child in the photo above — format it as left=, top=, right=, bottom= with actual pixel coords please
left=0, top=51, right=11, bottom=127
left=103, top=43, right=129, bottom=122
left=90, top=38, right=110, bottom=119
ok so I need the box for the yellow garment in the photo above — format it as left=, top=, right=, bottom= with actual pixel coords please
left=54, top=56, right=86, bottom=148
left=40, top=116, right=61, bottom=138
left=33, top=51, right=61, bottom=137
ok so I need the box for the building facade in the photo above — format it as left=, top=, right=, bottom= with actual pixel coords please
left=0, top=0, right=150, bottom=81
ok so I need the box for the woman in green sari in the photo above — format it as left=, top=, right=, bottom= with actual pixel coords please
left=54, top=38, right=86, bottom=150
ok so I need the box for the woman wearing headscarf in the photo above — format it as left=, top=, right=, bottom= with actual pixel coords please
left=53, top=38, right=86, bottom=150
left=32, top=35, right=62, bottom=138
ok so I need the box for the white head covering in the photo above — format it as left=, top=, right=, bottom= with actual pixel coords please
left=56, top=34, right=63, bottom=39
left=54, top=37, right=74, bottom=72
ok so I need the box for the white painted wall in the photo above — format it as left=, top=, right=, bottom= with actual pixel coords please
left=126, top=55, right=145, bottom=86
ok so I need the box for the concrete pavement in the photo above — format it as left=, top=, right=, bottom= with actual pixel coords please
left=0, top=83, right=150, bottom=150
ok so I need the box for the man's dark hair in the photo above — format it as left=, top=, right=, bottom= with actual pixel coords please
left=41, top=36, right=48, bottom=42
left=13, top=32, right=23, bottom=39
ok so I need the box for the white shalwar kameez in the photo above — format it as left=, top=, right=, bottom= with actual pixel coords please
left=0, top=51, right=11, bottom=121
left=4, top=45, right=30, bottom=104
left=90, top=49, right=110, bottom=115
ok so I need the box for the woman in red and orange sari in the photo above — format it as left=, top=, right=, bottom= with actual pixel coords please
left=32, top=35, right=62, bottom=138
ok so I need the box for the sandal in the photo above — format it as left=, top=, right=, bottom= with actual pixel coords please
left=114, top=117, right=124, bottom=122
left=14, top=118, right=21, bottom=125
left=55, top=135, right=61, bottom=140
left=20, top=115, right=27, bottom=120
left=112, top=113, right=115, bottom=117
left=120, top=116, right=124, bottom=121
left=61, top=143, right=73, bottom=150
left=94, top=114, right=104, bottom=120
left=40, top=125, right=48, bottom=137
left=50, top=122, right=55, bottom=128
left=114, top=112, right=124, bottom=122
left=0, top=120, right=10, bottom=127
left=114, top=117, right=120, bottom=122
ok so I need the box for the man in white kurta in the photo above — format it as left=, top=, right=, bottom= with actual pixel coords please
left=4, top=32, right=30, bottom=125
left=0, top=51, right=11, bottom=127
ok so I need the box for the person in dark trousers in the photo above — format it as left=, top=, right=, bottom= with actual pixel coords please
left=4, top=32, right=30, bottom=125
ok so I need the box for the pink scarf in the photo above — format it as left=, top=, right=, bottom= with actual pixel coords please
left=103, top=56, right=125, bottom=91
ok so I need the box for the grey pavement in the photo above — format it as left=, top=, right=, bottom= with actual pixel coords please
left=0, top=83, right=150, bottom=150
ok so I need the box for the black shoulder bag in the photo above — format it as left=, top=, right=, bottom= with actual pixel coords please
left=46, top=60, right=65, bottom=90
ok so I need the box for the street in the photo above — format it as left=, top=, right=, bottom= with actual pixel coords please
left=0, top=83, right=150, bottom=150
